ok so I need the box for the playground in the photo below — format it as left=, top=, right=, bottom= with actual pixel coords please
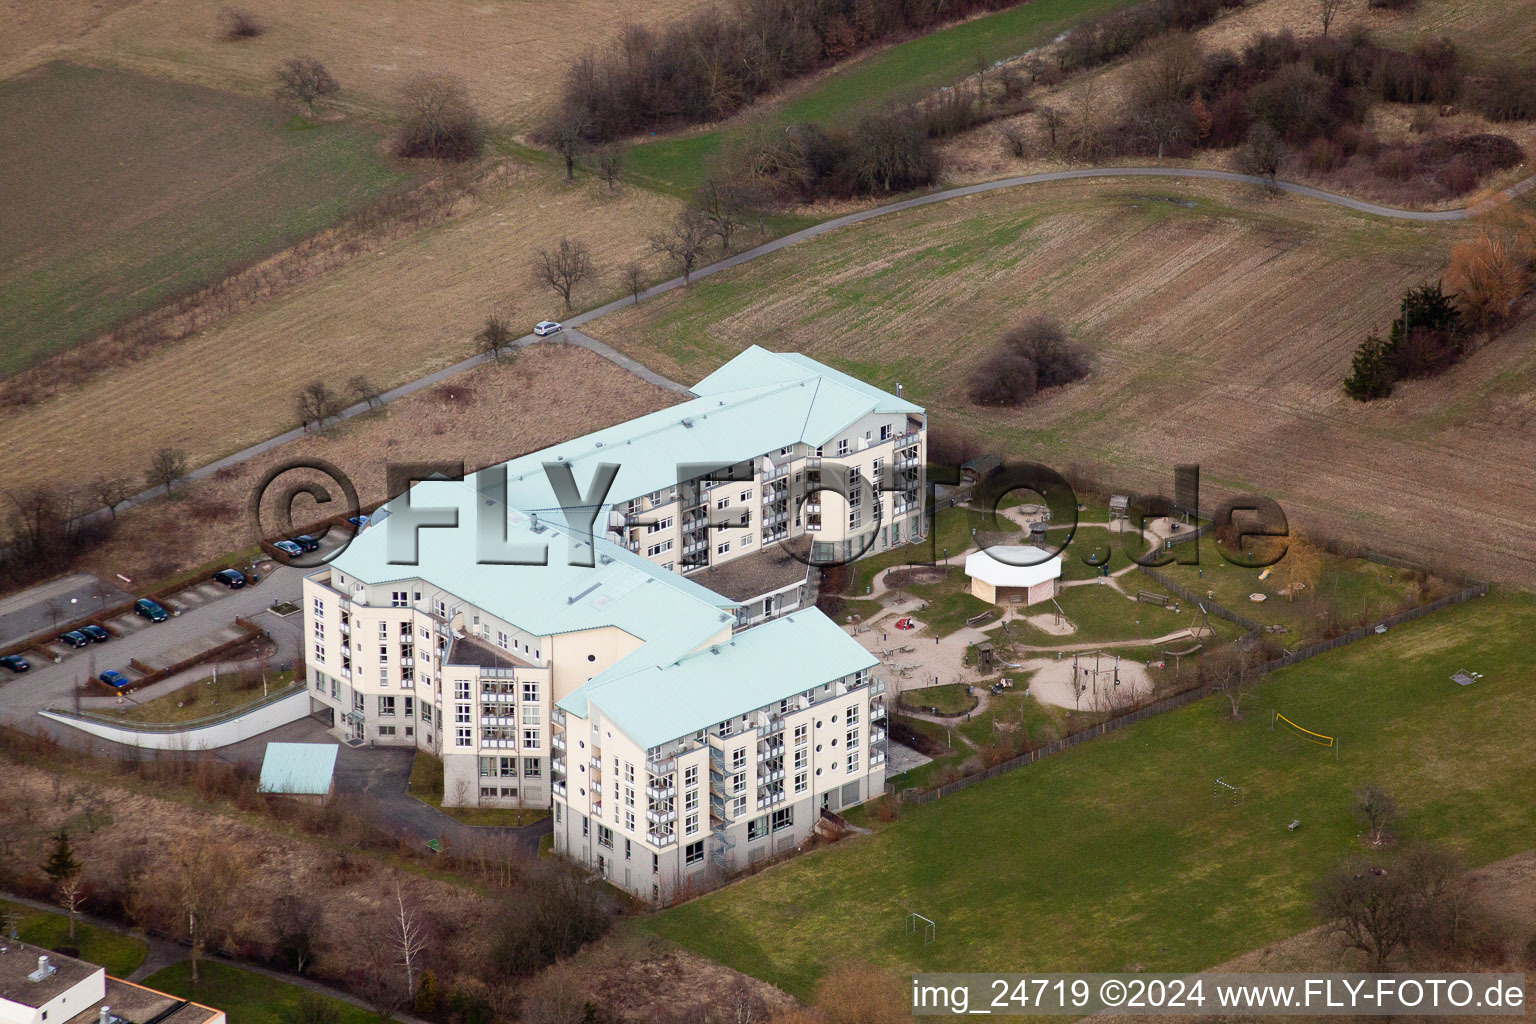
left=640, top=590, right=1536, bottom=997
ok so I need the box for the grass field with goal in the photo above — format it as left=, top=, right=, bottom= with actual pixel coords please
left=636, top=590, right=1536, bottom=997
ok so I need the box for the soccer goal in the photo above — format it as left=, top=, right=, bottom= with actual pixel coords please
left=1213, top=776, right=1244, bottom=805
left=906, top=912, right=936, bottom=945
left=1272, top=711, right=1339, bottom=758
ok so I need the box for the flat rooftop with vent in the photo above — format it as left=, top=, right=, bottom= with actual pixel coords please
left=0, top=941, right=223, bottom=1024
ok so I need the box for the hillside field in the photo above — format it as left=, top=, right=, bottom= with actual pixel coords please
left=3, top=0, right=710, bottom=126
left=0, top=62, right=408, bottom=374
left=590, top=178, right=1536, bottom=587
left=638, top=589, right=1536, bottom=997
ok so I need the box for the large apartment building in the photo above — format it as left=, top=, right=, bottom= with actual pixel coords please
left=299, top=347, right=921, bottom=896
left=0, top=941, right=224, bottom=1024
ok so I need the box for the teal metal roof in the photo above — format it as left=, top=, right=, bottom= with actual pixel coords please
left=258, top=742, right=338, bottom=795
left=559, top=610, right=879, bottom=749
left=693, top=346, right=923, bottom=415
left=331, top=487, right=736, bottom=663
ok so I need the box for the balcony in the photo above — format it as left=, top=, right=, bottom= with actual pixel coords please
left=756, top=789, right=786, bottom=810
left=756, top=742, right=784, bottom=763
left=645, top=754, right=677, bottom=776
left=759, top=767, right=785, bottom=785
left=871, top=727, right=887, bottom=744
left=647, top=829, right=677, bottom=847
left=762, top=463, right=789, bottom=481
left=590, top=756, right=602, bottom=772
left=646, top=780, right=675, bottom=801
left=552, top=758, right=566, bottom=777
left=552, top=780, right=567, bottom=798
left=871, top=701, right=887, bottom=721
left=551, top=707, right=566, bottom=726
left=551, top=734, right=566, bottom=752
left=646, top=806, right=677, bottom=825
left=870, top=751, right=887, bottom=767
left=338, top=621, right=351, bottom=635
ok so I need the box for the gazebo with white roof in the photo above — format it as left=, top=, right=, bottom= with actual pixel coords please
left=964, top=545, right=1063, bottom=607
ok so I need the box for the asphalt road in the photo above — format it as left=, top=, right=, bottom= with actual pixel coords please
left=0, top=572, right=133, bottom=646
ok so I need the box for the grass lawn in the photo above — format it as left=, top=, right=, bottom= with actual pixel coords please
left=142, top=961, right=374, bottom=1024
left=851, top=505, right=1019, bottom=595
left=1003, top=580, right=1192, bottom=646
left=624, top=0, right=1138, bottom=191
left=0, top=63, right=408, bottom=374
left=637, top=589, right=1536, bottom=997
left=408, top=751, right=550, bottom=828
left=1158, top=552, right=1440, bottom=645
left=119, top=670, right=293, bottom=724
left=898, top=682, right=978, bottom=716
left=0, top=899, right=147, bottom=977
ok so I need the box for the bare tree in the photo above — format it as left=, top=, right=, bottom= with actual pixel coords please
left=397, top=74, right=483, bottom=161
left=1355, top=784, right=1396, bottom=847
left=1238, top=120, right=1284, bottom=181
left=1315, top=859, right=1413, bottom=969
left=533, top=237, right=595, bottom=312
left=296, top=381, right=342, bottom=432
left=218, top=7, right=263, bottom=40
left=353, top=943, right=409, bottom=1023
left=1208, top=643, right=1258, bottom=719
left=274, top=57, right=340, bottom=115
left=594, top=146, right=624, bottom=191
left=146, top=448, right=189, bottom=496
left=1318, top=0, right=1345, bottom=36
left=475, top=315, right=516, bottom=361
left=541, top=108, right=591, bottom=182
left=348, top=375, right=384, bottom=411
left=1038, top=106, right=1063, bottom=150
left=1000, top=124, right=1027, bottom=158
left=519, top=968, right=589, bottom=1024
left=134, top=834, right=246, bottom=983
left=92, top=476, right=133, bottom=518
left=57, top=877, right=86, bottom=941
left=693, top=177, right=763, bottom=252
left=649, top=211, right=711, bottom=285
left=272, top=894, right=324, bottom=975
left=390, top=882, right=428, bottom=996
left=623, top=262, right=646, bottom=304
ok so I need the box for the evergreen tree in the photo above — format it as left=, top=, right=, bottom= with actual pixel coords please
left=1344, top=333, right=1397, bottom=401
left=42, top=830, right=80, bottom=884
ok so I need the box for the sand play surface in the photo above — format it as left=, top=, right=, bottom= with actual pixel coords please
left=1019, top=656, right=1154, bottom=710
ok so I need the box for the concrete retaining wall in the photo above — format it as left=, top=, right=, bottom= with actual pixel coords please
left=40, top=686, right=311, bottom=751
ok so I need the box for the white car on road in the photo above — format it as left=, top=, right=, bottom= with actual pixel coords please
left=533, top=320, right=563, bottom=337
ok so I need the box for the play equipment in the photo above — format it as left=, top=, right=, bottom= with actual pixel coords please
left=1273, top=711, right=1339, bottom=757
left=894, top=617, right=917, bottom=631
left=1213, top=777, right=1244, bottom=806
left=906, top=912, right=936, bottom=944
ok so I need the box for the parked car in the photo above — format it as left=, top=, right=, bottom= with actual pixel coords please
left=80, top=625, right=111, bottom=643
left=347, top=514, right=369, bottom=528
left=134, top=598, right=168, bottom=622
left=533, top=320, right=563, bottom=337
left=99, top=670, right=130, bottom=690
left=292, top=535, right=321, bottom=553
left=213, top=568, right=247, bottom=589
left=272, top=540, right=304, bottom=557
left=58, top=630, right=90, bottom=649
left=0, top=655, right=29, bottom=673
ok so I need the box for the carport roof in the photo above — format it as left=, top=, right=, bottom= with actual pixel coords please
left=258, top=742, right=338, bottom=795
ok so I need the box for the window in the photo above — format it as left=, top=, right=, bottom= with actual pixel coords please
left=378, top=696, right=395, bottom=716
left=748, top=816, right=769, bottom=842
left=772, top=807, right=794, bottom=831
left=623, top=810, right=635, bottom=832
left=391, top=591, right=408, bottom=607
left=456, top=727, right=472, bottom=747
left=421, top=705, right=433, bottom=725
left=312, top=597, right=325, bottom=616
left=731, top=747, right=746, bottom=770
left=740, top=490, right=752, bottom=503
left=313, top=621, right=325, bottom=640
left=378, top=644, right=389, bottom=663
left=522, top=681, right=539, bottom=703
left=847, top=704, right=860, bottom=726
left=496, top=631, right=508, bottom=649
left=404, top=696, right=414, bottom=718
left=741, top=534, right=753, bottom=547
left=598, top=825, right=614, bottom=849
left=794, top=748, right=807, bottom=770
left=455, top=680, right=470, bottom=700
left=794, top=771, right=808, bottom=793
left=716, top=497, right=729, bottom=511
left=716, top=541, right=730, bottom=555
left=847, top=729, right=859, bottom=750
left=732, top=773, right=746, bottom=795
left=480, top=757, right=496, bottom=777
left=524, top=757, right=541, bottom=778
left=880, top=423, right=892, bottom=440
left=379, top=726, right=396, bottom=737
left=685, top=813, right=699, bottom=836
left=685, top=840, right=704, bottom=866
left=847, top=751, right=859, bottom=772
left=836, top=438, right=849, bottom=456
left=647, top=540, right=673, bottom=557
left=685, top=790, right=699, bottom=811
left=684, top=765, right=699, bottom=787
left=523, top=729, right=540, bottom=749
left=647, top=516, right=673, bottom=533
left=794, top=724, right=808, bottom=745
left=353, top=693, right=364, bottom=713
left=522, top=705, right=541, bottom=726
left=582, top=816, right=589, bottom=839
left=732, top=796, right=747, bottom=817
left=313, top=643, right=326, bottom=663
